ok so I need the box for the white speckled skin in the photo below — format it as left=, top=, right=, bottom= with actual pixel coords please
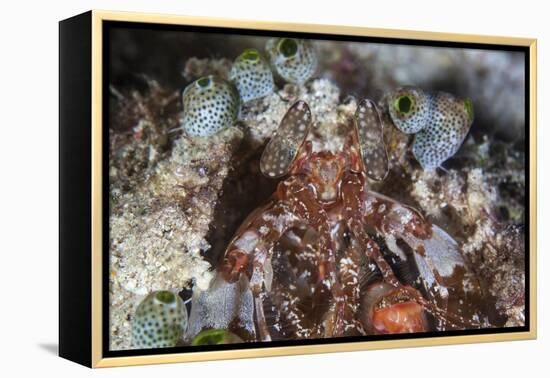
left=355, top=99, right=389, bottom=181
left=260, top=100, right=312, bottom=178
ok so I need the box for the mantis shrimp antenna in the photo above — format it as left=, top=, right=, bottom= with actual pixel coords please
left=354, top=99, right=389, bottom=181
left=260, top=100, right=312, bottom=178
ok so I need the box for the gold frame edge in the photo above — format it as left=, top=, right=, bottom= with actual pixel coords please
left=89, top=9, right=537, bottom=368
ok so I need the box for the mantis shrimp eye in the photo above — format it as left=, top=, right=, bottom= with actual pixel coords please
left=229, top=48, right=275, bottom=103
left=132, top=290, right=188, bottom=349
left=191, top=329, right=243, bottom=345
left=260, top=100, right=312, bottom=178
left=265, top=38, right=318, bottom=84
left=387, top=86, right=430, bottom=134
left=277, top=38, right=298, bottom=57
left=354, top=99, right=389, bottom=181
left=181, top=75, right=240, bottom=137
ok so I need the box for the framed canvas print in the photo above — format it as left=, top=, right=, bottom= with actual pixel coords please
left=59, top=10, right=537, bottom=368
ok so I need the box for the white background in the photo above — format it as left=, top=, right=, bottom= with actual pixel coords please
left=0, top=0, right=546, bottom=376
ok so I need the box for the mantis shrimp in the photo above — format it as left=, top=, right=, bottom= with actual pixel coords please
left=188, top=99, right=483, bottom=343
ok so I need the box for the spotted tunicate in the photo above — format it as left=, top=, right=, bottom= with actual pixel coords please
left=387, top=86, right=431, bottom=134
left=131, top=291, right=188, bottom=349
left=181, top=75, right=240, bottom=137
left=229, top=48, right=275, bottom=103
left=387, top=87, right=474, bottom=170
left=265, top=38, right=317, bottom=85
left=191, top=329, right=243, bottom=345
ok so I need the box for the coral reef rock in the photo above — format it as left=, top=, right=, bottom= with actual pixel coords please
left=110, top=125, right=243, bottom=350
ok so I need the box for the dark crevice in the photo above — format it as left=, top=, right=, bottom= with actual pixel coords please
left=203, top=141, right=278, bottom=268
